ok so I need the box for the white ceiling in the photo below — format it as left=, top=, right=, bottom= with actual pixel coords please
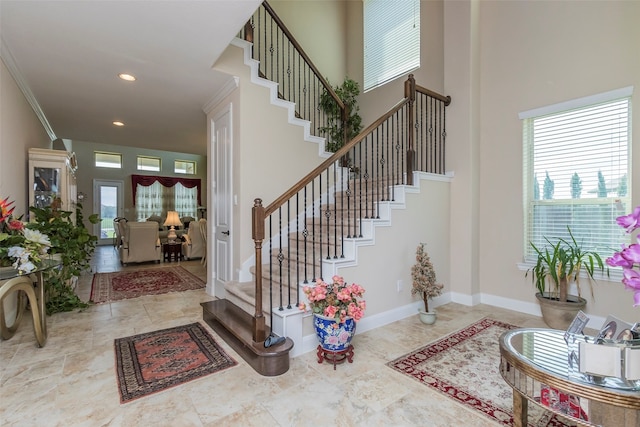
left=1, top=0, right=262, bottom=156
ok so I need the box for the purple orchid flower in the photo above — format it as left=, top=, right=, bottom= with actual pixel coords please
left=621, top=268, right=640, bottom=307
left=616, top=206, right=640, bottom=233
left=606, top=251, right=634, bottom=269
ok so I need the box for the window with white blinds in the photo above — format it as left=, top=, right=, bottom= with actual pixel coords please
left=521, top=88, right=632, bottom=261
left=363, top=0, right=420, bottom=92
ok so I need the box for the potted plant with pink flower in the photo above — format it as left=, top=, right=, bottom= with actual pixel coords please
left=606, top=205, right=640, bottom=307
left=298, top=275, right=366, bottom=353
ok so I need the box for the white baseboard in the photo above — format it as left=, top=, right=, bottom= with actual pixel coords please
left=288, top=291, right=610, bottom=357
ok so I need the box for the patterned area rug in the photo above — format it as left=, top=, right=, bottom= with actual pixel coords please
left=114, top=323, right=237, bottom=403
left=90, top=266, right=205, bottom=303
left=387, top=318, right=574, bottom=427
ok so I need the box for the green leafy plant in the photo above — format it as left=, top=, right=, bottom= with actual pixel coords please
left=318, top=77, right=363, bottom=154
left=29, top=199, right=100, bottom=314
left=526, top=227, right=607, bottom=303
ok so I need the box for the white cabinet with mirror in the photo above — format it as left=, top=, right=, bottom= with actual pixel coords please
left=28, top=148, right=77, bottom=217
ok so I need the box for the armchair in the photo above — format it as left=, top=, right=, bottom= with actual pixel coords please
left=181, top=220, right=205, bottom=260
left=119, top=221, right=161, bottom=265
left=113, top=217, right=127, bottom=248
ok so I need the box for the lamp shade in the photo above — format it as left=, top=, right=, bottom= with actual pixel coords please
left=164, top=211, right=181, bottom=227
left=164, top=211, right=181, bottom=242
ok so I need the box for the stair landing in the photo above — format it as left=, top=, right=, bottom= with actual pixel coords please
left=201, top=299, right=294, bottom=376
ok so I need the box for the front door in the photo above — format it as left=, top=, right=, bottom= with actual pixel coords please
left=213, top=105, right=232, bottom=296
left=93, top=180, right=124, bottom=246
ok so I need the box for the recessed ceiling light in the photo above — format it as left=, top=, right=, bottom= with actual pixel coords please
left=118, top=73, right=136, bottom=82
left=113, top=121, right=124, bottom=127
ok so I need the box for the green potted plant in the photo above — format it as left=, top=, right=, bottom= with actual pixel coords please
left=411, top=243, right=444, bottom=325
left=29, top=198, right=100, bottom=314
left=526, top=226, right=607, bottom=329
left=318, top=77, right=363, bottom=158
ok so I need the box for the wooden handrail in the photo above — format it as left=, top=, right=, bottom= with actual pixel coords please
left=416, top=84, right=451, bottom=106
left=261, top=2, right=345, bottom=112
left=263, top=97, right=410, bottom=217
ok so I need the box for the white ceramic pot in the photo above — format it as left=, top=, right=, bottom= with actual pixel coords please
left=418, top=309, right=437, bottom=325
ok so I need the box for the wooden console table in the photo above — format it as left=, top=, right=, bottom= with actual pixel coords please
left=499, top=328, right=640, bottom=427
left=0, top=259, right=59, bottom=347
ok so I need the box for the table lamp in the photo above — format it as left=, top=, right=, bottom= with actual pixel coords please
left=164, top=211, right=181, bottom=242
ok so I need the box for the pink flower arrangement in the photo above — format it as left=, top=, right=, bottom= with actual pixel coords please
left=606, top=206, right=640, bottom=307
left=298, top=275, right=366, bottom=325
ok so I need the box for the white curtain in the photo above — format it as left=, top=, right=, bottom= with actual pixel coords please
left=174, top=183, right=197, bottom=218
left=135, top=181, right=197, bottom=221
left=136, top=181, right=163, bottom=221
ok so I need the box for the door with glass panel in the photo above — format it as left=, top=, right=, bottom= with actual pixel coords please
left=93, top=180, right=124, bottom=246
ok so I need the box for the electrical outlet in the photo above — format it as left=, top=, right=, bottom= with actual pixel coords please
left=397, top=280, right=403, bottom=292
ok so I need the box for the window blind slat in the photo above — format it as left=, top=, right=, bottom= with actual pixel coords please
left=364, top=0, right=420, bottom=92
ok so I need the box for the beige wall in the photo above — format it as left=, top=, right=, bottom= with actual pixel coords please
left=0, top=58, right=51, bottom=324
left=447, top=1, right=640, bottom=321
left=338, top=176, right=451, bottom=316
left=0, top=59, right=51, bottom=216
left=268, top=1, right=446, bottom=124
left=73, top=140, right=207, bottom=228
left=269, top=0, right=347, bottom=85
left=213, top=42, right=332, bottom=278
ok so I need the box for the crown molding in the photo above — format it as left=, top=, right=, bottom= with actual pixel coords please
left=1, top=38, right=56, bottom=141
left=203, top=76, right=239, bottom=115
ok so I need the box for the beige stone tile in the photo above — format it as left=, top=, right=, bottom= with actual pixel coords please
left=206, top=402, right=279, bottom=427
left=1, top=354, right=64, bottom=386
left=188, top=364, right=281, bottom=422
left=262, top=376, right=365, bottom=426
left=0, top=374, right=59, bottom=425
left=8, top=334, right=93, bottom=366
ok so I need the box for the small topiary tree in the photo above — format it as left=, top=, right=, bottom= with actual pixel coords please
left=411, top=243, right=444, bottom=313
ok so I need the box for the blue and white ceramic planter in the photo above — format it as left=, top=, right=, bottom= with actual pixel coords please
left=313, top=314, right=356, bottom=351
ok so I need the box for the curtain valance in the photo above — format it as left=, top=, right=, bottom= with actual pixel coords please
left=131, top=174, right=201, bottom=206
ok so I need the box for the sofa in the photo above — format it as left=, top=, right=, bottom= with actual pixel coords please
left=181, top=219, right=205, bottom=260
left=119, top=221, right=162, bottom=265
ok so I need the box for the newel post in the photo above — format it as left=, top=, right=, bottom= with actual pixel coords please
left=252, top=198, right=266, bottom=342
left=244, top=20, right=254, bottom=43
left=406, top=74, right=416, bottom=186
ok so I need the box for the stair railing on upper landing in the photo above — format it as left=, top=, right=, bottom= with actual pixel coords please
left=249, top=74, right=450, bottom=342
left=240, top=1, right=349, bottom=149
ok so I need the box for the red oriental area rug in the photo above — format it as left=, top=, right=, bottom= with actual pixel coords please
left=114, top=323, right=237, bottom=403
left=387, top=318, right=575, bottom=427
left=90, top=266, right=205, bottom=303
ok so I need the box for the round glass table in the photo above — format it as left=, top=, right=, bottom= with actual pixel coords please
left=499, top=328, right=640, bottom=427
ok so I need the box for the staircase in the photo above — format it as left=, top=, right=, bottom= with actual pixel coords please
left=202, top=2, right=451, bottom=376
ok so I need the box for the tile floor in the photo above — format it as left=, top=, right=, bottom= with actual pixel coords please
left=0, top=245, right=551, bottom=426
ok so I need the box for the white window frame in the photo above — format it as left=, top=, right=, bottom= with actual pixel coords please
left=94, top=151, right=122, bottom=169
left=174, top=160, right=196, bottom=175
left=137, top=156, right=161, bottom=172
left=520, top=87, right=633, bottom=267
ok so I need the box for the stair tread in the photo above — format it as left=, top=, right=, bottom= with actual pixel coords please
left=201, top=299, right=294, bottom=376
left=201, top=300, right=293, bottom=356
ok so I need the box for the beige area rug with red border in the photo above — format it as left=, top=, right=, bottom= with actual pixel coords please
left=387, top=318, right=575, bottom=427
left=90, top=266, right=205, bottom=303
